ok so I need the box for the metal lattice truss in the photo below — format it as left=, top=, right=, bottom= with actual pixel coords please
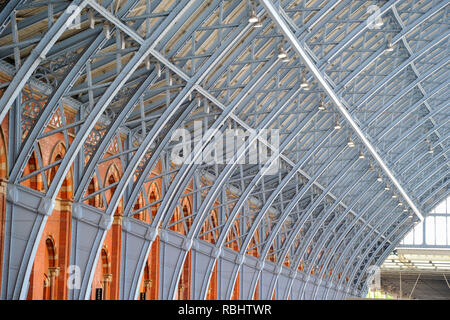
left=0, top=0, right=448, bottom=299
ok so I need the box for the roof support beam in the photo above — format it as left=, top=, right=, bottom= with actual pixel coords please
left=0, top=0, right=24, bottom=35
left=340, top=211, right=409, bottom=297
left=0, top=0, right=87, bottom=124
left=354, top=217, right=413, bottom=294
left=321, top=194, right=399, bottom=296
left=424, top=188, right=449, bottom=213
left=259, top=0, right=424, bottom=221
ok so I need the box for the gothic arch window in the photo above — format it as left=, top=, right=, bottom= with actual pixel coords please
left=48, top=143, right=72, bottom=200
left=43, top=237, right=58, bottom=300
left=99, top=248, right=112, bottom=300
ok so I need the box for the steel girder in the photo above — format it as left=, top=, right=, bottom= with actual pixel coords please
left=321, top=123, right=447, bottom=295
left=0, top=0, right=448, bottom=300
left=358, top=221, right=414, bottom=295
left=260, top=0, right=424, bottom=221
left=244, top=154, right=363, bottom=299
left=353, top=216, right=414, bottom=294
left=333, top=208, right=411, bottom=298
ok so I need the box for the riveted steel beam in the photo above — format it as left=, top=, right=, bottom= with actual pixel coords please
left=0, top=0, right=88, bottom=123
left=259, top=0, right=424, bottom=221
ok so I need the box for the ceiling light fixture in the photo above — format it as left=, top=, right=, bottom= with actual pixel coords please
left=318, top=94, right=326, bottom=111
left=300, top=69, right=309, bottom=90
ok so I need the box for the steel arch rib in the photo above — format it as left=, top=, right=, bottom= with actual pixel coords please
left=0, top=0, right=87, bottom=124
left=307, top=178, right=382, bottom=299
left=96, top=0, right=444, bottom=300
left=209, top=3, right=448, bottom=298
left=344, top=217, right=410, bottom=297
left=257, top=152, right=361, bottom=265
left=194, top=112, right=331, bottom=299
left=231, top=142, right=354, bottom=298
left=107, top=8, right=266, bottom=220
left=351, top=32, right=449, bottom=111
left=300, top=186, right=397, bottom=299
left=393, top=124, right=450, bottom=166
left=374, top=83, right=448, bottom=142
left=106, top=5, right=284, bottom=299
left=408, top=154, right=449, bottom=188
left=305, top=179, right=389, bottom=298
left=424, top=189, right=450, bottom=212
left=44, top=0, right=195, bottom=201
left=420, top=181, right=449, bottom=206
left=196, top=0, right=446, bottom=298
left=3, top=0, right=448, bottom=301
left=103, top=0, right=246, bottom=215
left=73, top=72, right=159, bottom=201
left=315, top=130, right=449, bottom=296
left=335, top=0, right=449, bottom=90
left=333, top=208, right=408, bottom=298
left=166, top=83, right=308, bottom=299
left=399, top=135, right=449, bottom=178
left=170, top=1, right=360, bottom=298
left=152, top=57, right=287, bottom=299
left=318, top=0, right=401, bottom=65
left=246, top=156, right=362, bottom=299
left=5, top=0, right=196, bottom=300
left=347, top=219, right=410, bottom=298
left=74, top=0, right=241, bottom=204
left=220, top=142, right=348, bottom=299
left=384, top=114, right=448, bottom=164
left=111, top=6, right=308, bottom=298
left=179, top=4, right=446, bottom=298
left=360, top=57, right=449, bottom=130
left=413, top=164, right=449, bottom=195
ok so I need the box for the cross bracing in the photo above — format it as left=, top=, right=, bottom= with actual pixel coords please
left=0, top=0, right=447, bottom=300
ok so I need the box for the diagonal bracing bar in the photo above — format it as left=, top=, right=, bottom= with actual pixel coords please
left=259, top=0, right=424, bottom=221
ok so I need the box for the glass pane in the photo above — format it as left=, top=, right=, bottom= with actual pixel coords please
left=425, top=216, right=435, bottom=245
left=435, top=217, right=446, bottom=245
